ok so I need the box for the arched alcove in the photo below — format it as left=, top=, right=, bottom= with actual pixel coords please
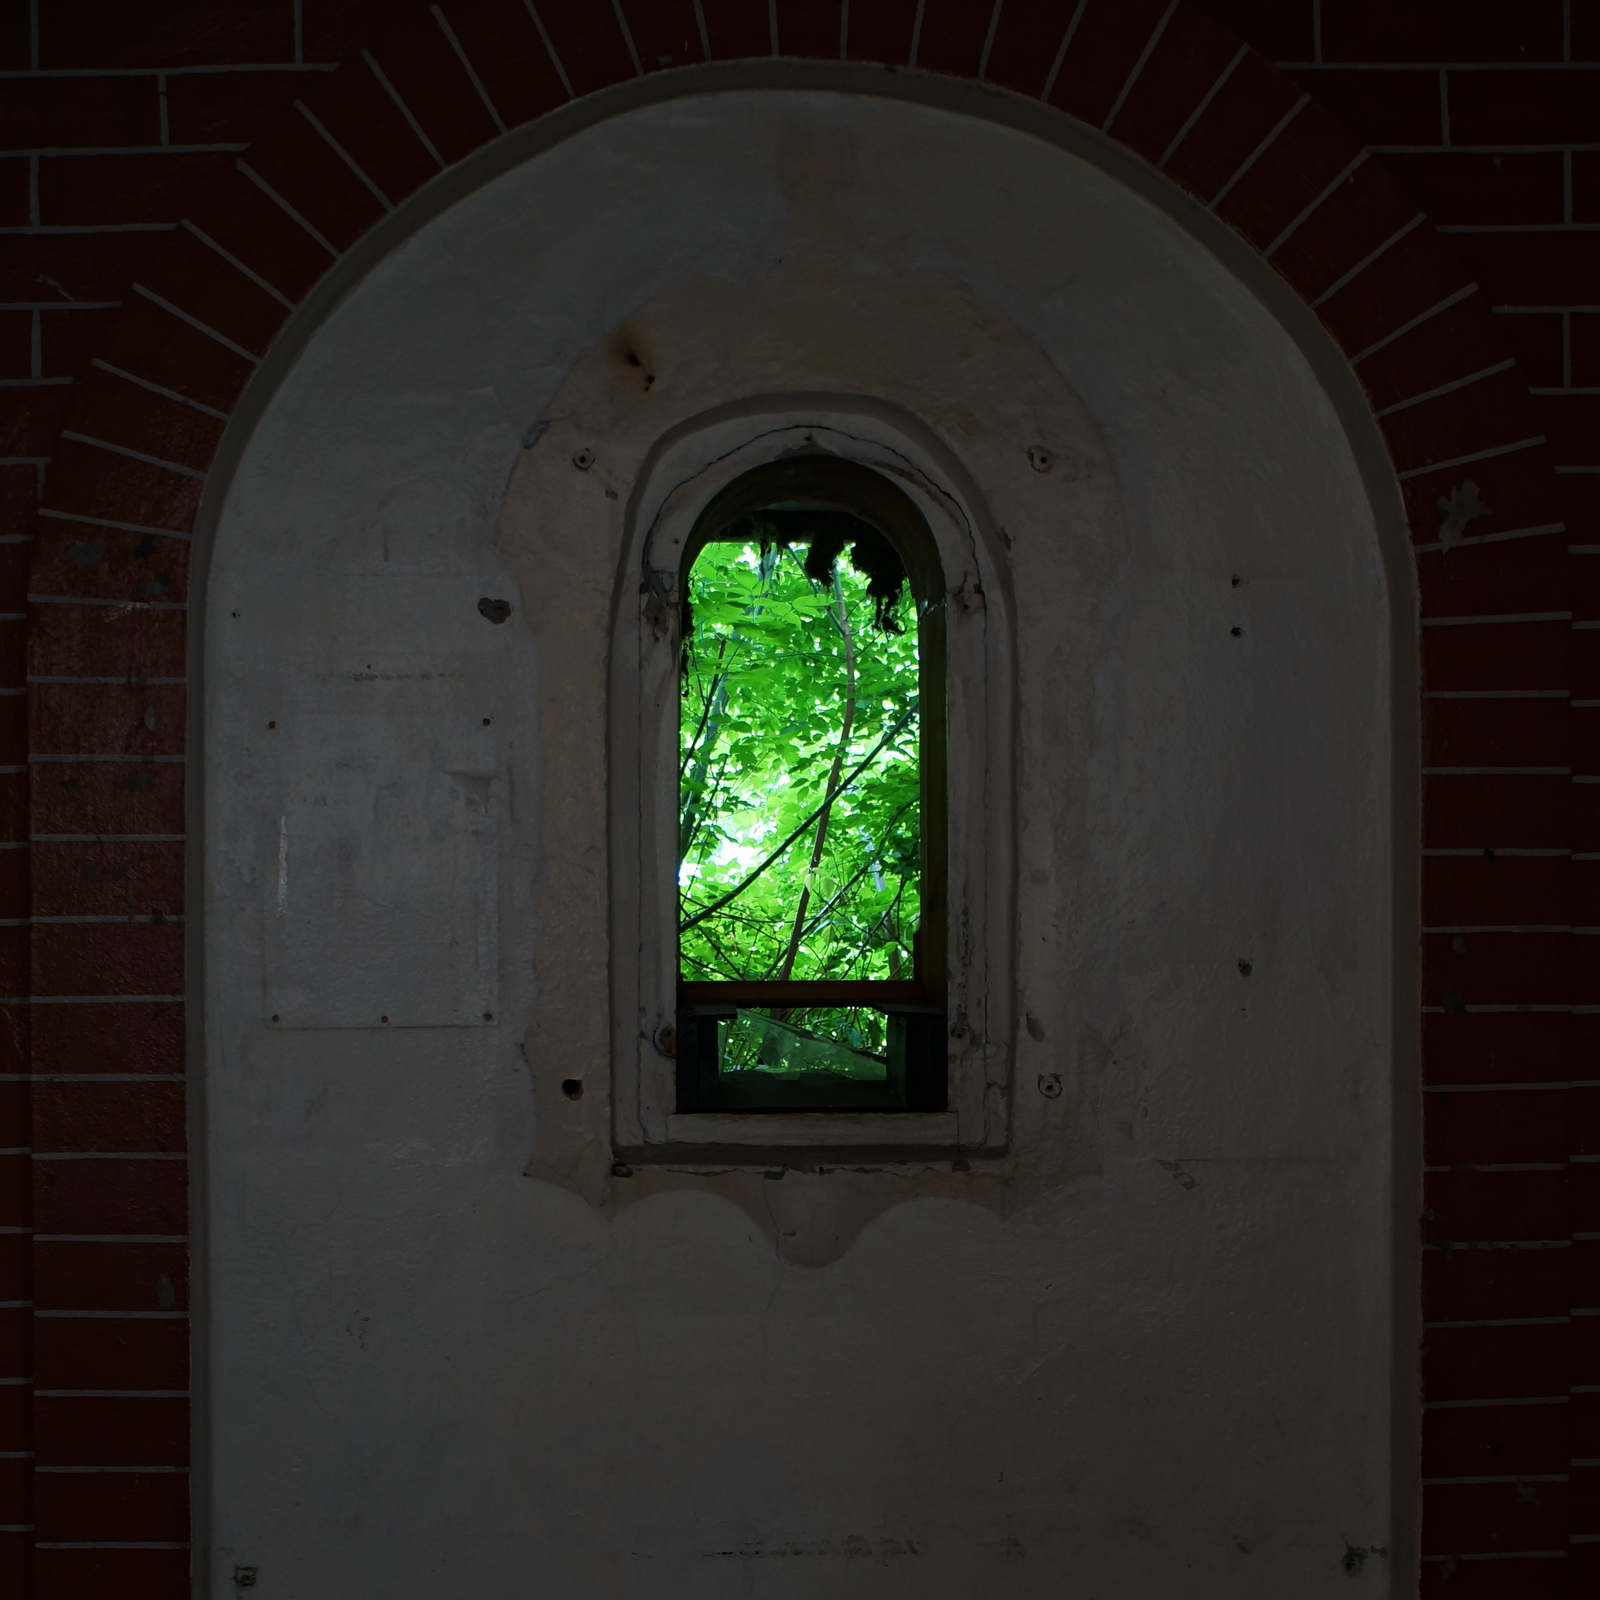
left=200, top=80, right=1414, bottom=1596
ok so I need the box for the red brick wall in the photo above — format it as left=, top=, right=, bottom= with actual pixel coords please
left=0, top=2, right=1595, bottom=1594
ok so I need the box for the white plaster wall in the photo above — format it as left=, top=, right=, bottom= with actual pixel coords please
left=204, top=89, right=1396, bottom=1596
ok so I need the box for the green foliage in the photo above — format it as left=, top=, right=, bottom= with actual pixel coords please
left=678, top=534, right=921, bottom=988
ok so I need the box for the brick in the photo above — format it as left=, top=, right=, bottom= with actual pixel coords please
left=438, top=0, right=572, bottom=125
left=239, top=115, right=389, bottom=256
left=298, top=58, right=444, bottom=212
left=1424, top=763, right=1572, bottom=846
left=1322, top=1, right=1566, bottom=65
left=1426, top=1167, right=1568, bottom=1245
left=1449, top=69, right=1600, bottom=146
left=0, top=1305, right=27, bottom=1373
left=31, top=920, right=184, bottom=997
left=35, top=1545, right=189, bottom=1600
left=96, top=297, right=253, bottom=417
left=0, top=310, right=30, bottom=380
left=0, top=465, right=40, bottom=536
left=914, top=0, right=994, bottom=77
left=1576, top=1160, right=1600, bottom=1232
left=0, top=697, right=26, bottom=768
left=1318, top=222, right=1468, bottom=361
left=1579, top=782, right=1600, bottom=855
left=1581, top=708, right=1600, bottom=778
left=1423, top=853, right=1570, bottom=928
left=0, top=75, right=160, bottom=152
left=1280, top=164, right=1446, bottom=348
left=1576, top=631, right=1600, bottom=695
left=30, top=525, right=190, bottom=604
left=0, top=3, right=28, bottom=71
left=1052, top=0, right=1180, bottom=130
left=40, top=440, right=205, bottom=543
left=774, top=0, right=841, bottom=60
left=28, top=997, right=183, bottom=1081
left=616, top=0, right=704, bottom=72
left=0, top=616, right=19, bottom=689
left=1216, top=102, right=1363, bottom=255
left=0, top=1077, right=24, bottom=1144
left=1424, top=1318, right=1570, bottom=1400
left=1382, top=152, right=1566, bottom=230
left=1451, top=229, right=1600, bottom=310
left=0, top=539, right=27, bottom=609
left=0, top=154, right=28, bottom=229
left=38, top=151, right=230, bottom=230
left=1425, top=1086, right=1570, bottom=1166
left=1542, top=394, right=1600, bottom=470
left=0, top=234, right=163, bottom=305
left=1489, top=310, right=1563, bottom=391
left=35, top=1467, right=188, bottom=1544
left=136, top=225, right=292, bottom=361
left=699, top=0, right=773, bottom=60
left=0, top=1527, right=26, bottom=1595
left=32, top=840, right=184, bottom=922
left=1583, top=855, right=1600, bottom=924
left=69, top=366, right=225, bottom=478
left=1417, top=533, right=1569, bottom=619
left=34, top=1240, right=186, bottom=1313
left=0, top=1232, right=25, bottom=1298
left=845, top=0, right=917, bottom=66
left=29, top=761, right=184, bottom=837
left=39, top=307, right=118, bottom=383
left=303, top=0, right=434, bottom=62
left=0, top=384, right=73, bottom=457
left=1421, top=1479, right=1568, bottom=1556
left=34, top=1313, right=186, bottom=1391
left=29, top=682, right=184, bottom=760
left=1383, top=368, right=1546, bottom=479
left=0, top=1151, right=26, bottom=1226
left=38, top=0, right=293, bottom=70
left=355, top=19, right=503, bottom=169
left=1196, top=0, right=1313, bottom=62
left=186, top=164, right=337, bottom=306
left=28, top=598, right=186, bottom=682
left=1401, top=445, right=1563, bottom=549
left=0, top=1381, right=28, bottom=1450
left=1423, top=1240, right=1570, bottom=1320
left=534, top=0, right=641, bottom=92
left=1581, top=1301, right=1600, bottom=1383
left=0, top=773, right=26, bottom=843
left=1164, top=51, right=1312, bottom=207
left=1422, top=618, right=1568, bottom=692
left=1288, top=66, right=1442, bottom=146
left=1422, top=927, right=1571, bottom=1009
left=162, top=67, right=324, bottom=148
left=164, top=67, right=325, bottom=146
left=1573, top=314, right=1600, bottom=390
left=1577, top=152, right=1600, bottom=227
left=32, top=1153, right=186, bottom=1235
left=34, top=1079, right=185, bottom=1155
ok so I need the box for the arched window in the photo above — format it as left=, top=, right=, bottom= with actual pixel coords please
left=672, top=459, right=948, bottom=1113
left=613, top=416, right=1011, bottom=1159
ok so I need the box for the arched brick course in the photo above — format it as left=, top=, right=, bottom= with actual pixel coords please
left=13, top=2, right=1583, bottom=1593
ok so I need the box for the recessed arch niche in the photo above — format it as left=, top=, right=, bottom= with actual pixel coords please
left=201, top=78, right=1415, bottom=1597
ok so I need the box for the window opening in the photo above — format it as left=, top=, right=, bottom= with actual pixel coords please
left=674, top=461, right=947, bottom=1114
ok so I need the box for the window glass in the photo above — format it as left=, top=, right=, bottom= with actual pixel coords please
left=678, top=514, right=921, bottom=1072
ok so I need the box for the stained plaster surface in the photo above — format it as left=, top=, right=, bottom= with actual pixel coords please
left=205, top=88, right=1394, bottom=1596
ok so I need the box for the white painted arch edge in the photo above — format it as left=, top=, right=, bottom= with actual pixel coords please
left=612, top=404, right=1017, bottom=1152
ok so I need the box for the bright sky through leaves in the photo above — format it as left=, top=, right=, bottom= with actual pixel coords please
left=678, top=534, right=921, bottom=991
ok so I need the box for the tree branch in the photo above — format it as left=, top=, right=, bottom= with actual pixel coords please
left=677, top=702, right=916, bottom=934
